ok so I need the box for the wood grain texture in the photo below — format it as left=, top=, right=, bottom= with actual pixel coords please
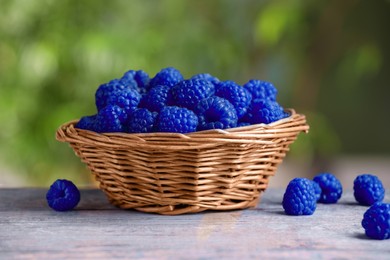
left=0, top=188, right=389, bottom=259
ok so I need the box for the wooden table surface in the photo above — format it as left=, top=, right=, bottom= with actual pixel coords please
left=0, top=188, right=389, bottom=259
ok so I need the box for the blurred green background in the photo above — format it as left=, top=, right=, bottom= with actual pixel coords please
left=1, top=0, right=389, bottom=187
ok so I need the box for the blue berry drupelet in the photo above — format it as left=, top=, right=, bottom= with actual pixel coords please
left=120, top=69, right=150, bottom=93
left=194, top=96, right=238, bottom=131
left=243, top=79, right=278, bottom=101
left=282, top=178, right=317, bottom=216
left=126, top=108, right=157, bottom=133
left=354, top=174, right=385, bottom=206
left=237, top=121, right=251, bottom=127
left=311, top=180, right=322, bottom=202
left=191, top=73, right=220, bottom=87
left=133, top=70, right=150, bottom=89
left=215, top=81, right=252, bottom=119
left=94, top=105, right=125, bottom=133
left=156, top=106, right=198, bottom=133
left=118, top=71, right=138, bottom=89
left=149, top=67, right=184, bottom=89
left=46, top=179, right=80, bottom=211
left=170, top=78, right=215, bottom=110
left=313, top=173, right=343, bottom=204
left=362, top=202, right=390, bottom=240
left=105, top=88, right=141, bottom=115
left=241, top=99, right=288, bottom=125
left=139, top=85, right=172, bottom=112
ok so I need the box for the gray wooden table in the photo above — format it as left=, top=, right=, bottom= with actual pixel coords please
left=0, top=188, right=389, bottom=259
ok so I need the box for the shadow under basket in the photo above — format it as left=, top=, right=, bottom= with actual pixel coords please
left=56, top=109, right=309, bottom=215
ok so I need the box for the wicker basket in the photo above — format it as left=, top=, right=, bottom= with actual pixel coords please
left=56, top=109, right=309, bottom=215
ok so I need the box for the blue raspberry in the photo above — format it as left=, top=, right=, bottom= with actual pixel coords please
left=241, top=99, right=288, bottom=124
left=94, top=105, right=125, bottom=133
left=139, top=85, right=172, bottom=112
left=120, top=69, right=149, bottom=93
left=149, top=67, right=184, bottom=88
left=95, top=79, right=128, bottom=111
left=156, top=106, right=198, bottom=133
left=283, top=110, right=292, bottom=118
left=119, top=71, right=138, bottom=92
left=46, top=179, right=80, bottom=211
left=126, top=108, right=157, bottom=133
left=214, top=80, right=235, bottom=92
left=282, top=178, right=317, bottom=216
left=133, top=70, right=150, bottom=89
left=191, top=73, right=220, bottom=87
left=105, top=88, right=141, bottom=115
left=362, top=202, right=390, bottom=240
left=354, top=174, right=385, bottom=206
left=215, top=81, right=252, bottom=119
left=170, top=78, right=215, bottom=110
left=313, top=173, right=343, bottom=204
left=237, top=122, right=251, bottom=127
left=194, top=96, right=238, bottom=130
left=243, top=79, right=278, bottom=101
left=311, top=180, right=322, bottom=202
left=75, top=115, right=97, bottom=131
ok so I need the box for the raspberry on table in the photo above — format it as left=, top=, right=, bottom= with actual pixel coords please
left=362, top=202, right=390, bottom=240
left=156, top=106, right=198, bottom=133
left=105, top=88, right=141, bottom=115
left=94, top=105, right=125, bottom=133
left=194, top=96, right=238, bottom=131
left=149, top=67, right=184, bottom=89
left=139, top=85, right=172, bottom=112
left=75, top=115, right=97, bottom=131
left=170, top=78, right=215, bottom=110
left=243, top=79, right=278, bottom=101
left=125, top=108, right=157, bottom=133
left=313, top=173, right=343, bottom=204
left=191, top=73, right=220, bottom=87
left=354, top=174, right=385, bottom=206
left=241, top=99, right=287, bottom=124
left=215, top=80, right=252, bottom=119
left=311, top=180, right=322, bottom=202
left=282, top=178, right=317, bottom=216
left=46, top=179, right=80, bottom=211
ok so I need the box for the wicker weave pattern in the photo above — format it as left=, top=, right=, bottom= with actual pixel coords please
left=56, top=110, right=309, bottom=215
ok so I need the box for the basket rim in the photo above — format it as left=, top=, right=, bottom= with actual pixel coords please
left=56, top=108, right=309, bottom=150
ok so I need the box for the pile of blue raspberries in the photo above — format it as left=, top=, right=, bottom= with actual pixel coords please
left=76, top=67, right=290, bottom=134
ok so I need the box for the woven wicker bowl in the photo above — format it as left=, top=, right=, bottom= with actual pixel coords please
left=56, top=109, right=309, bottom=215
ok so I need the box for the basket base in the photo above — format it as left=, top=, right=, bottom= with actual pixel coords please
left=105, top=191, right=262, bottom=215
